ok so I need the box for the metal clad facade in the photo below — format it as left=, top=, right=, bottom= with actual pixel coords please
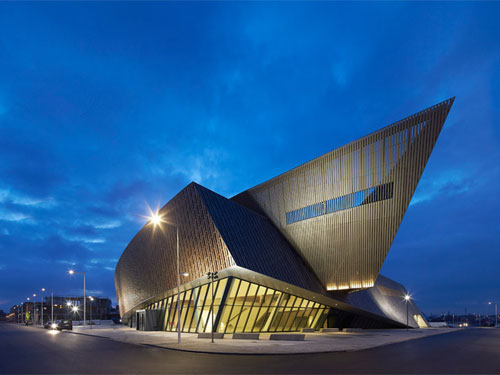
left=194, top=184, right=325, bottom=295
left=115, top=182, right=327, bottom=318
left=232, top=99, right=454, bottom=291
left=114, top=183, right=236, bottom=316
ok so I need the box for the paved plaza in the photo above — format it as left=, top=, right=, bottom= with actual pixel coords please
left=70, top=324, right=455, bottom=354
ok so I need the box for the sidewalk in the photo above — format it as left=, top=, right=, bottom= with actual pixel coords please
left=68, top=326, right=458, bottom=354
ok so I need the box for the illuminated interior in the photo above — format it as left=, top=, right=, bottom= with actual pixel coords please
left=144, top=277, right=329, bottom=333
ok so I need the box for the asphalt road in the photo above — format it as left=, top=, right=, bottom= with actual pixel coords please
left=0, top=323, right=498, bottom=374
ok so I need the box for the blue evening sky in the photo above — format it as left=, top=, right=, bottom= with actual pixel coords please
left=0, top=2, right=498, bottom=315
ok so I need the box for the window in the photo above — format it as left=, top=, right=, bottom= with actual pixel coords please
left=286, top=182, right=394, bottom=224
left=146, top=277, right=329, bottom=333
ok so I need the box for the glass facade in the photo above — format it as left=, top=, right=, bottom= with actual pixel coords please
left=286, top=182, right=394, bottom=224
left=145, top=277, right=329, bottom=333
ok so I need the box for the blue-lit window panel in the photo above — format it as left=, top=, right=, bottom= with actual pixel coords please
left=289, top=182, right=394, bottom=222
left=286, top=202, right=324, bottom=224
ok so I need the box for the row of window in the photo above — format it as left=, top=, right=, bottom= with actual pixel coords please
left=146, top=277, right=329, bottom=333
left=285, top=182, right=394, bottom=224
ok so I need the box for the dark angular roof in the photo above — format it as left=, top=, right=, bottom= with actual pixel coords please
left=193, top=183, right=326, bottom=295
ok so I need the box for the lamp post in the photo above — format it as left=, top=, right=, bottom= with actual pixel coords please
left=207, top=272, right=219, bottom=343
left=68, top=269, right=86, bottom=328
left=41, top=288, right=45, bottom=325
left=489, top=302, right=497, bottom=328
left=149, top=211, right=188, bottom=344
left=89, top=297, right=94, bottom=329
left=51, top=292, right=54, bottom=323
left=32, top=294, right=37, bottom=325
left=404, top=294, right=411, bottom=330
left=26, top=297, right=30, bottom=324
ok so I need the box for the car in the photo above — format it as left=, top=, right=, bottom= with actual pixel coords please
left=56, top=320, right=72, bottom=331
left=44, top=321, right=61, bottom=330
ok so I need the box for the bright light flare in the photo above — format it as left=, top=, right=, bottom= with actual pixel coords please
left=48, top=330, right=60, bottom=335
left=143, top=205, right=168, bottom=227
left=404, top=294, right=411, bottom=301
left=51, top=323, right=57, bottom=329
left=68, top=269, right=74, bottom=275
left=41, top=288, right=45, bottom=292
left=148, top=210, right=164, bottom=226
left=72, top=306, right=78, bottom=312
left=66, top=302, right=72, bottom=307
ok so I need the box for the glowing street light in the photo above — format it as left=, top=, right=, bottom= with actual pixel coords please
left=72, top=306, right=79, bottom=313
left=148, top=210, right=187, bottom=344
left=68, top=269, right=87, bottom=328
left=151, top=213, right=163, bottom=226
left=404, top=294, right=411, bottom=330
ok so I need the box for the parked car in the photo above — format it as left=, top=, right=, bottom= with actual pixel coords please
left=56, top=320, right=72, bottom=331
left=43, top=321, right=52, bottom=329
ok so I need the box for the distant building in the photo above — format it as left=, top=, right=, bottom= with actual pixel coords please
left=21, top=297, right=112, bottom=324
left=115, top=99, right=454, bottom=332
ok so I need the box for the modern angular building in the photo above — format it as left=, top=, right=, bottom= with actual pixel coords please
left=115, top=98, right=454, bottom=332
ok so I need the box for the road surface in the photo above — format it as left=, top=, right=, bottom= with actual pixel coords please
left=0, top=323, right=498, bottom=374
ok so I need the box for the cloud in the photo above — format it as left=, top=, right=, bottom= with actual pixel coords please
left=0, top=189, right=58, bottom=209
left=66, top=236, right=106, bottom=244
left=0, top=208, right=31, bottom=222
left=410, top=169, right=473, bottom=206
left=92, top=220, right=121, bottom=229
left=90, top=258, right=118, bottom=265
left=168, top=147, right=227, bottom=187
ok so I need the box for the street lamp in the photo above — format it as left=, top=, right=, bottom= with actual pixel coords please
left=26, top=297, right=30, bottom=324
left=207, top=272, right=219, bottom=343
left=89, top=297, right=94, bottom=329
left=149, top=211, right=188, bottom=344
left=489, top=302, right=497, bottom=328
left=68, top=269, right=86, bottom=328
left=404, top=294, right=411, bottom=330
left=32, top=294, right=37, bottom=325
left=41, top=288, right=45, bottom=326
left=50, top=291, right=54, bottom=324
